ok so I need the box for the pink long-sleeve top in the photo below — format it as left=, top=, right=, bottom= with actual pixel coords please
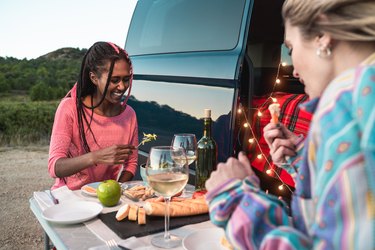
left=48, top=96, right=138, bottom=190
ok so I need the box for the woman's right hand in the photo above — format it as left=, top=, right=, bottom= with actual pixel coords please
left=263, top=123, right=299, bottom=166
left=92, top=144, right=136, bottom=165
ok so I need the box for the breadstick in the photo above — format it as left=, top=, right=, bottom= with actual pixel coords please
left=144, top=198, right=208, bottom=217
left=268, top=103, right=280, bottom=124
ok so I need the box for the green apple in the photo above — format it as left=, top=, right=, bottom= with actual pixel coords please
left=97, top=180, right=121, bottom=207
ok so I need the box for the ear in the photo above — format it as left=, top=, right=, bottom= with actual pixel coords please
left=89, top=72, right=98, bottom=85
left=316, top=32, right=332, bottom=48
left=314, top=14, right=333, bottom=48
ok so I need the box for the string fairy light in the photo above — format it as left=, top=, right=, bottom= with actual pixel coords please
left=238, top=62, right=294, bottom=194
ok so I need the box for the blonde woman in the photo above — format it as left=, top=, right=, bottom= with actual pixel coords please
left=205, top=0, right=375, bottom=249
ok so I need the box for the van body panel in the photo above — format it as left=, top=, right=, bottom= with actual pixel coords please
left=130, top=51, right=241, bottom=83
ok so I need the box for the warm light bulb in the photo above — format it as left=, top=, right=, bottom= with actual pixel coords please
left=278, top=196, right=283, bottom=200
left=278, top=184, right=284, bottom=190
left=266, top=169, right=272, bottom=175
left=243, top=123, right=249, bottom=128
left=237, top=108, right=242, bottom=114
left=248, top=138, right=254, bottom=143
left=275, top=79, right=281, bottom=84
left=257, top=154, right=262, bottom=159
left=281, top=62, right=287, bottom=67
left=271, top=97, right=277, bottom=103
left=257, top=111, right=262, bottom=117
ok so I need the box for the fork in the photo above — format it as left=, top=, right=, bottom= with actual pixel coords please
left=105, top=239, right=119, bottom=249
left=105, top=239, right=116, bottom=249
left=105, top=239, right=130, bottom=250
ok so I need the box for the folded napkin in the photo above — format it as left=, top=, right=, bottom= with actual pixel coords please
left=33, top=191, right=55, bottom=211
left=52, top=185, right=81, bottom=203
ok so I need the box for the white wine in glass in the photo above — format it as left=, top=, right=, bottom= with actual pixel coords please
left=171, top=134, right=197, bottom=165
left=146, top=146, right=189, bottom=248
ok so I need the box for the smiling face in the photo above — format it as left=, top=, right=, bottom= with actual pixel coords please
left=90, top=59, right=131, bottom=106
left=284, top=21, right=333, bottom=99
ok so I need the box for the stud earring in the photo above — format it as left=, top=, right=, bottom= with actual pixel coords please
left=316, top=46, right=332, bottom=58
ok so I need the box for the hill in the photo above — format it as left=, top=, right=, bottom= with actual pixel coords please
left=39, top=47, right=87, bottom=60
left=0, top=47, right=85, bottom=98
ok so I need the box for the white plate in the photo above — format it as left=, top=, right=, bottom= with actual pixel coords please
left=183, top=228, right=227, bottom=250
left=81, top=182, right=101, bottom=197
left=42, top=201, right=103, bottom=224
left=121, top=180, right=145, bottom=190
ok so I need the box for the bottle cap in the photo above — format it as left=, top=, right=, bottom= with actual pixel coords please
left=204, top=109, right=211, bottom=118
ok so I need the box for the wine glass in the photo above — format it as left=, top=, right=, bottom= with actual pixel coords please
left=146, top=146, right=189, bottom=248
left=171, top=134, right=197, bottom=166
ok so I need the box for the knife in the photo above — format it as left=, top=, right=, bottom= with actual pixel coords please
left=47, top=190, right=59, bottom=204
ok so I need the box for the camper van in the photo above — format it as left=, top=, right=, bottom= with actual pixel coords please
left=125, top=0, right=306, bottom=201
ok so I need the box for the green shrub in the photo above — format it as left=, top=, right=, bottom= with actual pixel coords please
left=0, top=101, right=59, bottom=145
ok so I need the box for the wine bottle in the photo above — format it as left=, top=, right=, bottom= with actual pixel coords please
left=195, top=109, right=217, bottom=191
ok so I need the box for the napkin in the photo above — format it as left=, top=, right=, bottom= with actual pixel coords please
left=51, top=185, right=81, bottom=203
left=33, top=191, right=55, bottom=211
left=33, top=186, right=83, bottom=211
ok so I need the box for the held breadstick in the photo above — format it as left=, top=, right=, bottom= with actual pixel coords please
left=268, top=103, right=280, bottom=124
left=144, top=198, right=208, bottom=217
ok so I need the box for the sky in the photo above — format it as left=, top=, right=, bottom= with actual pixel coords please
left=0, top=0, right=138, bottom=60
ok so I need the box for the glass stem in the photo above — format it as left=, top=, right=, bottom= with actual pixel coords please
left=164, top=196, right=171, bottom=240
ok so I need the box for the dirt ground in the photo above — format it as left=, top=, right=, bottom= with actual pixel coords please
left=0, top=146, right=53, bottom=250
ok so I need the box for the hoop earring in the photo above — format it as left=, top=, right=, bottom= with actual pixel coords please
left=316, top=46, right=332, bottom=58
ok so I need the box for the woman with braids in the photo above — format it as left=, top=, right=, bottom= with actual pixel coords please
left=205, top=0, right=375, bottom=249
left=48, top=42, right=138, bottom=190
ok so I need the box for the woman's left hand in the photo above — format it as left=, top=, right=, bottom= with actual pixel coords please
left=205, top=152, right=254, bottom=192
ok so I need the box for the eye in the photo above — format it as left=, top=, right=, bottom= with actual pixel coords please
left=110, top=77, right=120, bottom=84
left=110, top=76, right=130, bottom=85
left=288, top=47, right=293, bottom=56
left=122, top=77, right=130, bottom=83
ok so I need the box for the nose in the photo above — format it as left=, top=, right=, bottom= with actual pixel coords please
left=293, top=69, right=300, bottom=79
left=117, top=79, right=129, bottom=91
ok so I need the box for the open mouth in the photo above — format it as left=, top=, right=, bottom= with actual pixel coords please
left=112, top=92, right=124, bottom=98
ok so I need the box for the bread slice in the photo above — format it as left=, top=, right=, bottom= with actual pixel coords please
left=115, top=204, right=130, bottom=221
left=128, top=205, right=138, bottom=221
left=137, top=207, right=146, bottom=225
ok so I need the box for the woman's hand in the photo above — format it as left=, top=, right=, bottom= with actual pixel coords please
left=263, top=123, right=299, bottom=166
left=205, top=152, right=254, bottom=192
left=92, top=144, right=136, bottom=165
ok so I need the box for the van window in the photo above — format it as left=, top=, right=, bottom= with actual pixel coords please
left=245, top=0, right=302, bottom=95
left=126, top=0, right=246, bottom=55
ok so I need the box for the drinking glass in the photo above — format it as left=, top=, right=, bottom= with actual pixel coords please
left=146, top=146, right=189, bottom=248
left=171, top=134, right=197, bottom=166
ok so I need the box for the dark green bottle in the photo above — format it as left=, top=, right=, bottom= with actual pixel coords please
left=195, top=109, right=217, bottom=191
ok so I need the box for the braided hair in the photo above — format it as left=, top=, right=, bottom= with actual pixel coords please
left=75, top=42, right=133, bottom=153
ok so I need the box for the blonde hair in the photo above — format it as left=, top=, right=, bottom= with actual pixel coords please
left=282, top=0, right=375, bottom=42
